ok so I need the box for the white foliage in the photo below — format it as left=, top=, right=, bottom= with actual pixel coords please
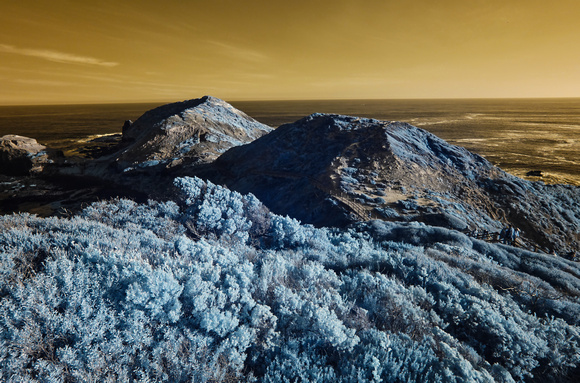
left=0, top=176, right=579, bottom=382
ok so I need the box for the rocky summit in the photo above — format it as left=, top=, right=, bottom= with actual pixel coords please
left=113, top=95, right=272, bottom=170
left=201, top=113, right=580, bottom=257
left=0, top=96, right=272, bottom=214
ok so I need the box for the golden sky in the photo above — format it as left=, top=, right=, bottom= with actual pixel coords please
left=1, top=0, right=579, bottom=104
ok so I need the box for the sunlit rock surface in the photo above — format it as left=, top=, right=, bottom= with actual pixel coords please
left=115, top=95, right=272, bottom=170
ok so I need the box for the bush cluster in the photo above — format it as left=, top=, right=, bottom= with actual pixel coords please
left=1, top=177, right=579, bottom=382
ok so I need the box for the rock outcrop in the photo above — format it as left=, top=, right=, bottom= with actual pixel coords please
left=200, top=114, right=500, bottom=226
left=114, top=96, right=272, bottom=170
left=2, top=97, right=273, bottom=215
left=0, top=135, right=53, bottom=176
left=1, top=102, right=578, bottom=258
left=199, top=113, right=580, bottom=256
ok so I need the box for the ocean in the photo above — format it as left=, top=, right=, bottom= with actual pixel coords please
left=1, top=98, right=579, bottom=185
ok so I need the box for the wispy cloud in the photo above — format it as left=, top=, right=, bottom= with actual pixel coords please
left=0, top=44, right=119, bottom=67
left=207, top=40, right=269, bottom=63
left=13, top=78, right=76, bottom=87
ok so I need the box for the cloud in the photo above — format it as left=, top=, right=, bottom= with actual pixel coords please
left=0, top=44, right=119, bottom=67
left=14, top=78, right=75, bottom=87
left=207, top=40, right=269, bottom=63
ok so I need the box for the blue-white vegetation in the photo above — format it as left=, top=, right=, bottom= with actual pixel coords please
left=1, top=177, right=579, bottom=382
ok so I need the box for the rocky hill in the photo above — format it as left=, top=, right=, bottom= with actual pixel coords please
left=0, top=135, right=58, bottom=176
left=0, top=96, right=272, bottom=214
left=113, top=95, right=272, bottom=171
left=1, top=99, right=578, bottom=258
left=198, top=113, right=580, bottom=257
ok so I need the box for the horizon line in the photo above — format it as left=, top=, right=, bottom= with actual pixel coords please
left=2, top=95, right=580, bottom=107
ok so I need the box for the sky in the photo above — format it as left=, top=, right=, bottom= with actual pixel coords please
left=1, top=0, right=580, bottom=105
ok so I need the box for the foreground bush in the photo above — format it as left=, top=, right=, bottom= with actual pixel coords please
left=0, top=177, right=579, bottom=382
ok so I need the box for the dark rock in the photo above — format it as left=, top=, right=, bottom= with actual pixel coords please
left=526, top=170, right=543, bottom=177
left=397, top=199, right=420, bottom=210
left=200, top=113, right=500, bottom=228
left=423, top=212, right=468, bottom=231
left=122, top=120, right=133, bottom=137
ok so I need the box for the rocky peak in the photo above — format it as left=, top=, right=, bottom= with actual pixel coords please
left=114, top=95, right=272, bottom=170
left=206, top=113, right=501, bottom=222
left=201, top=113, right=579, bottom=256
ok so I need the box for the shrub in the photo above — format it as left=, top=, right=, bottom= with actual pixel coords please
left=0, top=176, right=579, bottom=382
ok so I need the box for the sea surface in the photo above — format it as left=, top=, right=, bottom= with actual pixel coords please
left=1, top=98, right=579, bottom=185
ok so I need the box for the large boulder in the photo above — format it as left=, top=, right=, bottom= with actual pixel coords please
left=0, top=135, right=51, bottom=175
left=114, top=96, right=272, bottom=170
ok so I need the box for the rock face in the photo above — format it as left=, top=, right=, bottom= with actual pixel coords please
left=0, top=135, right=51, bottom=175
left=201, top=113, right=580, bottom=256
left=114, top=96, right=272, bottom=170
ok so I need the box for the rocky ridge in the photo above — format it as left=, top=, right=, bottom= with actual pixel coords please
left=1, top=98, right=578, bottom=258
